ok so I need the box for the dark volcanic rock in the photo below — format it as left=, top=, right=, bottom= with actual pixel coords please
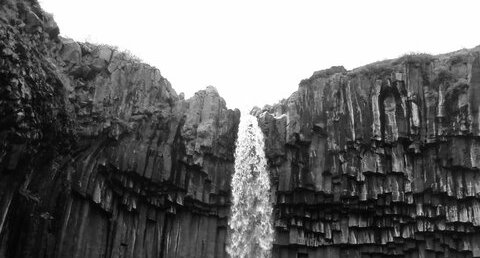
left=0, top=1, right=239, bottom=258
left=2, top=0, right=480, bottom=257
left=255, top=50, right=480, bottom=257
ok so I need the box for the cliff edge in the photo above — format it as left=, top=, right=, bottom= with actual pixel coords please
left=0, top=1, right=239, bottom=257
left=255, top=46, right=480, bottom=257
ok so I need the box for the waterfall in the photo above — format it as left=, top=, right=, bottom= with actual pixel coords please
left=227, top=114, right=274, bottom=258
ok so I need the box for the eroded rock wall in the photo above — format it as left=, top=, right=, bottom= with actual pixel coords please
left=255, top=50, right=480, bottom=257
left=3, top=0, right=480, bottom=257
left=0, top=1, right=239, bottom=257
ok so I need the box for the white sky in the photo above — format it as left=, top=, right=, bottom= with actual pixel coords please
left=39, top=0, right=480, bottom=110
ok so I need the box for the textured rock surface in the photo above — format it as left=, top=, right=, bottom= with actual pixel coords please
left=255, top=50, right=480, bottom=257
left=0, top=1, right=239, bottom=258
left=3, top=0, right=480, bottom=257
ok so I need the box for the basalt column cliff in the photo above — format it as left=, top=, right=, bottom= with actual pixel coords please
left=254, top=50, right=480, bottom=257
left=0, top=1, right=239, bottom=257
left=2, top=0, right=480, bottom=258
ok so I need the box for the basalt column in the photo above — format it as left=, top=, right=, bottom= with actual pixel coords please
left=0, top=1, right=240, bottom=257
left=255, top=51, right=480, bottom=258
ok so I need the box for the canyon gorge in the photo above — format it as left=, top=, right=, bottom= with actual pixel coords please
left=1, top=0, right=480, bottom=257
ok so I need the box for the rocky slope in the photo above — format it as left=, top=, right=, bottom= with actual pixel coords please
left=254, top=48, right=480, bottom=257
left=0, top=1, right=239, bottom=258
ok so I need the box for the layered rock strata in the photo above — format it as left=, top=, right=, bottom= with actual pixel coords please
left=254, top=50, right=480, bottom=257
left=0, top=1, right=239, bottom=258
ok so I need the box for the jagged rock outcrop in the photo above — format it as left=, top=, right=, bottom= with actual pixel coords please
left=255, top=50, right=480, bottom=257
left=0, top=1, right=239, bottom=258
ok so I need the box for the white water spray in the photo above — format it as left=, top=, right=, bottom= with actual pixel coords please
left=227, top=114, right=274, bottom=258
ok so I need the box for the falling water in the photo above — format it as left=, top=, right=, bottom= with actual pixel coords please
left=227, top=114, right=274, bottom=258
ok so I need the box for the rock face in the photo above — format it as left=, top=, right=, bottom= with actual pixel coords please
left=3, top=0, right=480, bottom=258
left=0, top=1, right=239, bottom=258
left=255, top=51, right=480, bottom=257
